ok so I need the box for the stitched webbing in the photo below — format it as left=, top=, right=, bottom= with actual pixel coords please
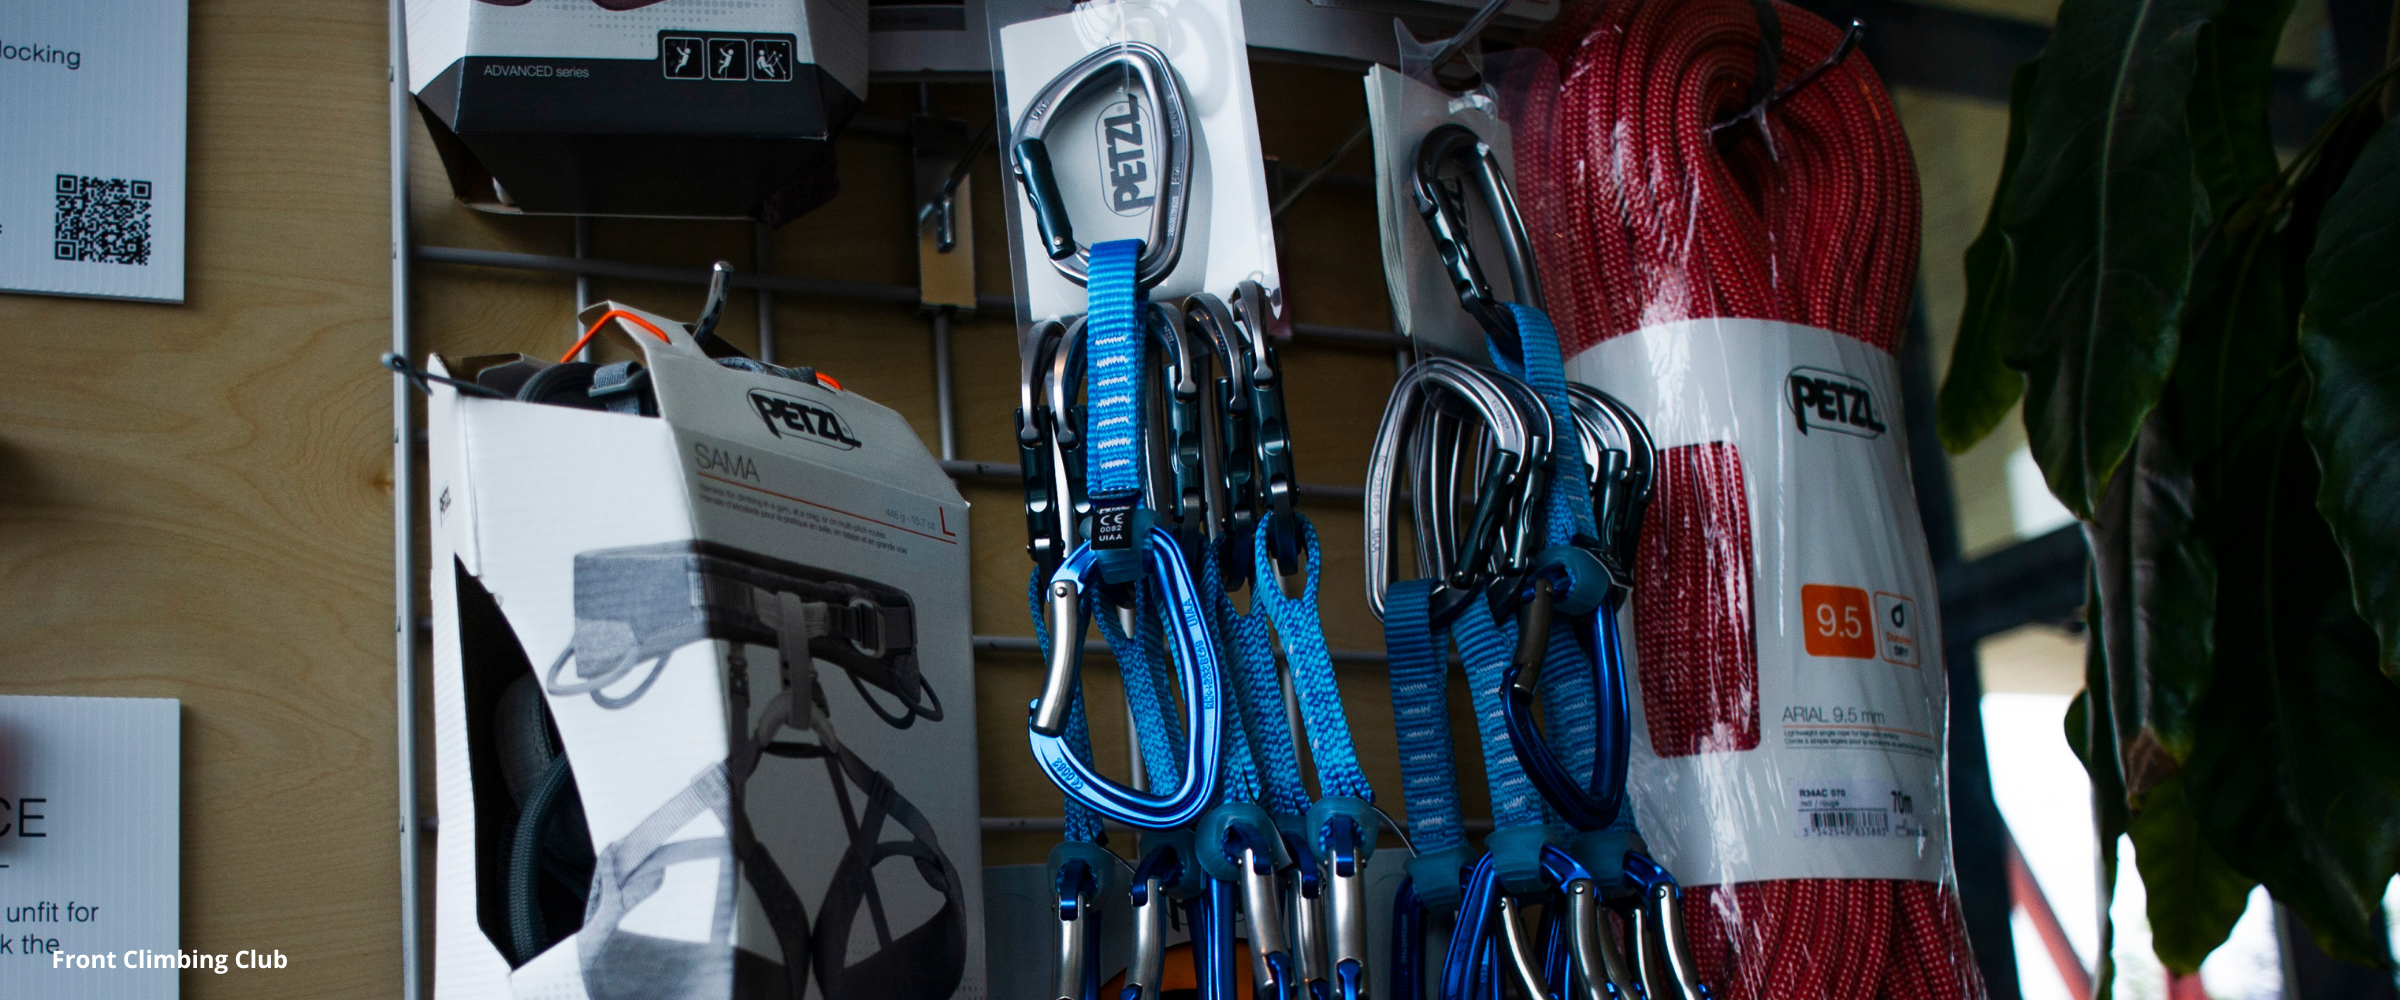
left=1084, top=239, right=1147, bottom=501
left=1450, top=603, right=1550, bottom=829
left=1383, top=579, right=1464, bottom=853
left=1492, top=303, right=1600, bottom=794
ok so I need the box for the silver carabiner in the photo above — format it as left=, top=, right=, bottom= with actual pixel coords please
left=1364, top=358, right=1539, bottom=620
left=1054, top=860, right=1101, bottom=1000
left=1010, top=41, right=1194, bottom=290
left=1622, top=855, right=1710, bottom=1000
left=1127, top=873, right=1169, bottom=1000
left=1290, top=866, right=1328, bottom=996
left=1240, top=842, right=1295, bottom=1000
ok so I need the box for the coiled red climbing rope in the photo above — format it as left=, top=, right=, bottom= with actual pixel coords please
left=1514, top=2, right=1978, bottom=998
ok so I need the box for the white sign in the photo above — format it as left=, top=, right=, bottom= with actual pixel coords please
left=0, top=1, right=188, bottom=303
left=0, top=696, right=180, bottom=999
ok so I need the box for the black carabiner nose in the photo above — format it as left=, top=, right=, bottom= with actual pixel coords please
left=1412, top=123, right=1545, bottom=347
left=1013, top=138, right=1079, bottom=263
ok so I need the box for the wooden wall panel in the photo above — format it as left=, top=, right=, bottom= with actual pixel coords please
left=0, top=3, right=399, bottom=997
left=0, top=6, right=1424, bottom=993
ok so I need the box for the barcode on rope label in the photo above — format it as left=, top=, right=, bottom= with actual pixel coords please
left=53, top=174, right=154, bottom=266
left=1793, top=779, right=1923, bottom=839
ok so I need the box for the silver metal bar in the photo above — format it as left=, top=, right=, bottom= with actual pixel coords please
left=415, top=245, right=1408, bottom=349
left=933, top=310, right=958, bottom=460
left=972, top=633, right=1390, bottom=667
left=574, top=217, right=591, bottom=310
left=755, top=222, right=776, bottom=364
left=388, top=0, right=423, bottom=996
left=935, top=458, right=1377, bottom=503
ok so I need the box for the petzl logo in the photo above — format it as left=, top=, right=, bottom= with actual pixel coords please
left=1787, top=367, right=1887, bottom=438
left=1095, top=96, right=1155, bottom=216
left=748, top=389, right=862, bottom=450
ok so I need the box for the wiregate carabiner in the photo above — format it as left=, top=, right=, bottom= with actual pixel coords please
left=1028, top=528, right=1225, bottom=829
left=1011, top=41, right=1193, bottom=290
left=1620, top=854, right=1712, bottom=1000
left=1412, top=123, right=1545, bottom=349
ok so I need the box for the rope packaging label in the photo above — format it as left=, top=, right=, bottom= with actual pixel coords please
left=1567, top=317, right=1948, bottom=887
left=424, top=302, right=982, bottom=1000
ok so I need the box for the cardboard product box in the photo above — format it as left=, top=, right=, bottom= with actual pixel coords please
left=424, top=303, right=983, bottom=1000
left=405, top=0, right=869, bottom=224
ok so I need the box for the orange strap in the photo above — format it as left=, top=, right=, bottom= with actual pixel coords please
left=561, top=309, right=671, bottom=363
left=559, top=308, right=845, bottom=392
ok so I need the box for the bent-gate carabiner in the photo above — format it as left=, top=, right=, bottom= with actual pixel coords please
left=1027, top=528, right=1225, bottom=829
left=1010, top=41, right=1193, bottom=290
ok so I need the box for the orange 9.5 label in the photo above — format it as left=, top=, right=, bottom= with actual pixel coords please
left=1801, top=584, right=1876, bottom=659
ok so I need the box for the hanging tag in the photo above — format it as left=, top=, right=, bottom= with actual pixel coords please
left=1092, top=495, right=1138, bottom=549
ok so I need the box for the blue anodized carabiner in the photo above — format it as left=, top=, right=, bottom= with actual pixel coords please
left=1028, top=527, right=1225, bottom=829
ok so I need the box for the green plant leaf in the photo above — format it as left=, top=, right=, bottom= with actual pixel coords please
left=1937, top=60, right=2039, bottom=455
left=2066, top=595, right=2130, bottom=999
left=1994, top=0, right=2222, bottom=518
left=2300, top=115, right=2400, bottom=682
left=2084, top=408, right=2215, bottom=782
left=2184, top=0, right=2296, bottom=215
left=2127, top=772, right=2257, bottom=973
left=2184, top=383, right=2400, bottom=966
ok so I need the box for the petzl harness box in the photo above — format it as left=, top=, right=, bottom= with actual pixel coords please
left=424, top=304, right=983, bottom=1000
left=405, top=0, right=868, bottom=224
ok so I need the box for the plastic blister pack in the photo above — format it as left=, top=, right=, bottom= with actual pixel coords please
left=987, top=0, right=1284, bottom=336
left=1491, top=0, right=1984, bottom=996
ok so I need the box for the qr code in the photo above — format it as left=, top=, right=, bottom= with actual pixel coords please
left=54, top=175, right=153, bottom=266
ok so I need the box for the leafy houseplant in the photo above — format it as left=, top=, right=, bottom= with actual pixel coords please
left=1937, top=0, right=2400, bottom=984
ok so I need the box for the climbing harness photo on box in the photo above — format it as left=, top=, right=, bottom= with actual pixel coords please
left=406, top=272, right=982, bottom=1000
left=544, top=540, right=967, bottom=1000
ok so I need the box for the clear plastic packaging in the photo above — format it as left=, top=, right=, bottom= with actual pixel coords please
left=1493, top=0, right=1981, bottom=995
